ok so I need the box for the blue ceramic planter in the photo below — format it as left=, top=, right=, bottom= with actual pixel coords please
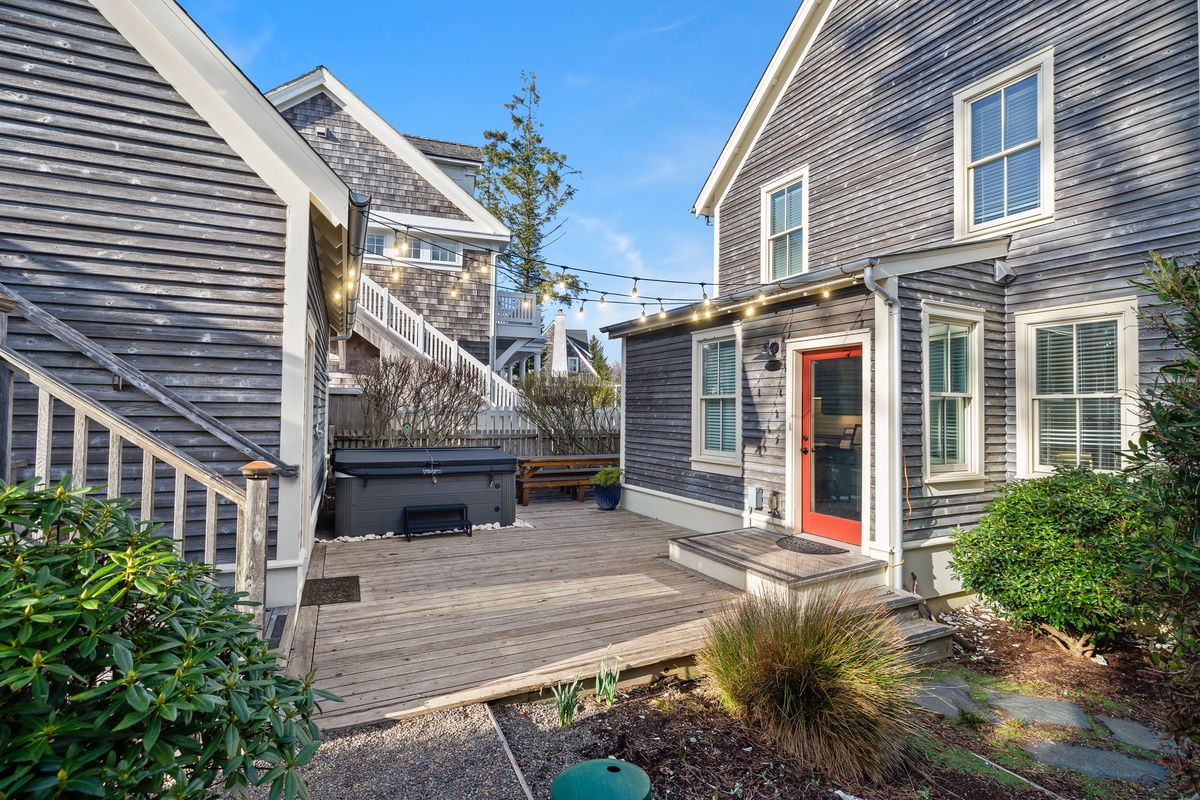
left=594, top=483, right=621, bottom=511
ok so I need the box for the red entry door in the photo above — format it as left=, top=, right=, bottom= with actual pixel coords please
left=799, top=346, right=864, bottom=545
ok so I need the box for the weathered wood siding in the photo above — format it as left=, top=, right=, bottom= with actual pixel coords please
left=0, top=0, right=289, bottom=561
left=717, top=0, right=1200, bottom=301
left=897, top=264, right=1007, bottom=542
left=282, top=92, right=468, bottom=220
left=308, top=237, right=329, bottom=506
left=623, top=322, right=742, bottom=510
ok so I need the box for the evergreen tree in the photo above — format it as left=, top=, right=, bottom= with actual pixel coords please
left=478, top=72, right=581, bottom=303
left=588, top=334, right=611, bottom=381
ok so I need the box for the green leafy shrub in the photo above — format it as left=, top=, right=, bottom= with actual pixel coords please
left=592, top=466, right=622, bottom=487
left=550, top=677, right=581, bottom=727
left=0, top=479, right=334, bottom=799
left=1126, top=251, right=1200, bottom=787
left=699, top=583, right=918, bottom=783
left=949, top=466, right=1140, bottom=657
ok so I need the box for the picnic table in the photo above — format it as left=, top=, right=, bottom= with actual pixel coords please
left=516, top=454, right=619, bottom=505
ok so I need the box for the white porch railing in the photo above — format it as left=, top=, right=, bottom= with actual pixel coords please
left=495, top=289, right=540, bottom=333
left=358, top=274, right=521, bottom=409
left=0, top=342, right=272, bottom=628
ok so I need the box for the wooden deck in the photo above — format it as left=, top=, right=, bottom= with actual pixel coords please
left=288, top=500, right=737, bottom=730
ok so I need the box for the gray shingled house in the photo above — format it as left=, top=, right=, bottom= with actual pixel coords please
left=268, top=69, right=534, bottom=409
left=604, top=0, right=1198, bottom=606
left=0, top=0, right=367, bottom=622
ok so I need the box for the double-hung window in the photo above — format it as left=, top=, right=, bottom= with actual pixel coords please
left=954, top=50, right=1054, bottom=238
left=1016, top=299, right=1138, bottom=475
left=692, top=326, right=741, bottom=475
left=922, top=303, right=984, bottom=493
left=365, top=232, right=386, bottom=257
left=761, top=168, right=807, bottom=281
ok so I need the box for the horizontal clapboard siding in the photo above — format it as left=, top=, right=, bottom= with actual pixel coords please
left=717, top=0, right=1200, bottom=301
left=308, top=238, right=329, bottom=506
left=623, top=321, right=742, bottom=510
left=897, top=264, right=1007, bottom=542
left=0, top=0, right=289, bottom=561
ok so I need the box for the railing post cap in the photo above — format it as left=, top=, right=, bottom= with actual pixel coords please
left=239, top=461, right=275, bottom=478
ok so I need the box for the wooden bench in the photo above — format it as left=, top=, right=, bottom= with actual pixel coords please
left=516, top=455, right=619, bottom=506
left=401, top=503, right=472, bottom=541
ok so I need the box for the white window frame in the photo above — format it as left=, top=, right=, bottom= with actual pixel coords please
left=921, top=301, right=986, bottom=496
left=691, top=324, right=742, bottom=476
left=759, top=166, right=809, bottom=284
left=953, top=48, right=1055, bottom=240
left=407, top=236, right=461, bottom=266
left=364, top=232, right=386, bottom=257
left=1015, top=297, right=1140, bottom=477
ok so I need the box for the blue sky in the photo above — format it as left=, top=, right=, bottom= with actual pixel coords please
left=183, top=1, right=800, bottom=344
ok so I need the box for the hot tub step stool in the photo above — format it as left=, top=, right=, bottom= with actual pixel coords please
left=402, top=503, right=473, bottom=542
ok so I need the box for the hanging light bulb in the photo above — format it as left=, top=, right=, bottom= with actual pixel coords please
left=756, top=290, right=766, bottom=304
left=701, top=283, right=711, bottom=307
left=657, top=299, right=666, bottom=319
left=348, top=267, right=355, bottom=278
left=542, top=291, right=551, bottom=303
left=599, top=293, right=607, bottom=309
left=521, top=297, right=530, bottom=308
left=692, top=309, right=699, bottom=322
left=557, top=275, right=567, bottom=292
left=705, top=307, right=711, bottom=319
left=745, top=304, right=755, bottom=317
left=639, top=303, right=647, bottom=322
left=577, top=300, right=585, bottom=318
left=822, top=287, right=831, bottom=299
left=334, top=290, right=341, bottom=300
left=631, top=278, right=639, bottom=299
left=391, top=268, right=400, bottom=281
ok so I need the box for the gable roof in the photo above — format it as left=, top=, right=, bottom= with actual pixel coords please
left=692, top=0, right=839, bottom=218
left=403, top=134, right=484, bottom=165
left=268, top=67, right=508, bottom=238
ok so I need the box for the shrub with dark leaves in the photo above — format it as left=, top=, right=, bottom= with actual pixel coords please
left=0, top=479, right=334, bottom=799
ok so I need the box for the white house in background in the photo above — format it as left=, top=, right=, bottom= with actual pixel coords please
left=544, top=310, right=599, bottom=376
left=267, top=68, right=543, bottom=383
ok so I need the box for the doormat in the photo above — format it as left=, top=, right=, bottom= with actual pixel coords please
left=300, top=576, right=361, bottom=607
left=777, top=537, right=847, bottom=556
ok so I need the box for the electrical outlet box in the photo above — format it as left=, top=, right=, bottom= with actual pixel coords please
left=752, top=486, right=764, bottom=510
left=767, top=491, right=780, bottom=511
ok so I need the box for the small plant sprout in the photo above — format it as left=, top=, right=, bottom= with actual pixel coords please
left=551, top=677, right=582, bottom=727
left=595, top=646, right=623, bottom=706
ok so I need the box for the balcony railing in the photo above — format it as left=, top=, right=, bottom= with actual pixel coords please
left=495, top=290, right=540, bottom=337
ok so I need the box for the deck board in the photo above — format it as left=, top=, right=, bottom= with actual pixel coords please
left=294, top=500, right=737, bottom=729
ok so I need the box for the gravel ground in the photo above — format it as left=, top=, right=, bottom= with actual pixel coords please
left=492, top=698, right=611, bottom=799
left=228, top=704, right=525, bottom=800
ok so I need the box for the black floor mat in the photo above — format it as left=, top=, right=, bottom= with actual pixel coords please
left=776, top=537, right=848, bottom=556
left=300, top=576, right=361, bottom=606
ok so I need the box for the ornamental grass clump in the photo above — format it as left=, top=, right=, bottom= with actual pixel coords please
left=0, top=479, right=335, bottom=800
left=949, top=465, right=1140, bottom=658
left=698, top=583, right=918, bottom=783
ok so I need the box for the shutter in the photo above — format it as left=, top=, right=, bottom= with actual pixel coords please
left=1006, top=145, right=1041, bottom=215
left=1003, top=75, right=1039, bottom=147
left=1076, top=320, right=1118, bottom=393
left=1035, top=325, right=1075, bottom=395
left=1038, top=398, right=1077, bottom=466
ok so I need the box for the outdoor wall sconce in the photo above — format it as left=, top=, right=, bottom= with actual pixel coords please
left=754, top=341, right=784, bottom=372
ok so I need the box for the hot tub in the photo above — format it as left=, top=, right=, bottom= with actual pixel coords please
left=332, top=447, right=518, bottom=538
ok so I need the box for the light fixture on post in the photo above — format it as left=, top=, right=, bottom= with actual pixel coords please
left=754, top=341, right=784, bottom=372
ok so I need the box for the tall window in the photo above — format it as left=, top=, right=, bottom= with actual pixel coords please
left=365, top=232, right=385, bottom=256
left=701, top=338, right=737, bottom=453
left=768, top=181, right=804, bottom=279
left=927, top=320, right=972, bottom=468
left=1033, top=319, right=1122, bottom=470
left=1016, top=299, right=1138, bottom=476
left=954, top=50, right=1054, bottom=238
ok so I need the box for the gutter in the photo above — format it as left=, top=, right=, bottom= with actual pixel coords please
left=863, top=262, right=905, bottom=591
left=333, top=191, right=372, bottom=342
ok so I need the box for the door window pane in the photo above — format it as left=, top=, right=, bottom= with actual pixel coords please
left=809, top=355, right=862, bottom=522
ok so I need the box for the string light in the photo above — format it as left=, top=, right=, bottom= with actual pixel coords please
left=557, top=275, right=567, bottom=292
left=542, top=291, right=551, bottom=303
left=657, top=299, right=666, bottom=319
left=692, top=309, right=699, bottom=321
left=822, top=288, right=831, bottom=299
left=521, top=297, right=530, bottom=308
left=577, top=301, right=585, bottom=318
left=334, top=290, right=341, bottom=300
left=392, top=268, right=400, bottom=281
left=701, top=283, right=710, bottom=307
left=631, top=278, right=639, bottom=300
left=639, top=304, right=647, bottom=322
left=745, top=305, right=755, bottom=317
left=599, top=293, right=607, bottom=308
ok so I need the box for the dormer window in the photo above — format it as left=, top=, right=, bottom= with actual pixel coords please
left=410, top=239, right=459, bottom=265
left=364, top=233, right=386, bottom=257
left=954, top=50, right=1055, bottom=238
left=760, top=167, right=808, bottom=282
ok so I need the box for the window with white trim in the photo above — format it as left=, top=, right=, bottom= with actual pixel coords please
left=954, top=50, right=1054, bottom=238
left=692, top=326, right=742, bottom=475
left=760, top=168, right=807, bottom=282
left=1016, top=299, right=1139, bottom=475
left=410, top=238, right=459, bottom=264
left=922, top=303, right=985, bottom=493
left=365, top=233, right=386, bottom=256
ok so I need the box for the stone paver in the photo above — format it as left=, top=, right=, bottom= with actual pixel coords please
left=1026, top=741, right=1169, bottom=785
left=1098, top=716, right=1173, bottom=754
left=917, top=679, right=994, bottom=720
left=986, top=691, right=1092, bottom=729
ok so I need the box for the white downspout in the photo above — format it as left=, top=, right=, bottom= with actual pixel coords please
left=863, top=262, right=905, bottom=591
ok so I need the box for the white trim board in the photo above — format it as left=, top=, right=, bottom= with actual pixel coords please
left=621, top=483, right=744, bottom=533
left=267, top=68, right=509, bottom=238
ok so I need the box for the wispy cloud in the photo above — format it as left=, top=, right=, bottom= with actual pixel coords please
left=222, top=24, right=274, bottom=67
left=617, top=10, right=706, bottom=39
left=573, top=216, right=645, bottom=274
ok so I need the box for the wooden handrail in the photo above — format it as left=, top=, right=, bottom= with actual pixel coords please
left=0, top=345, right=246, bottom=504
left=0, top=281, right=297, bottom=477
